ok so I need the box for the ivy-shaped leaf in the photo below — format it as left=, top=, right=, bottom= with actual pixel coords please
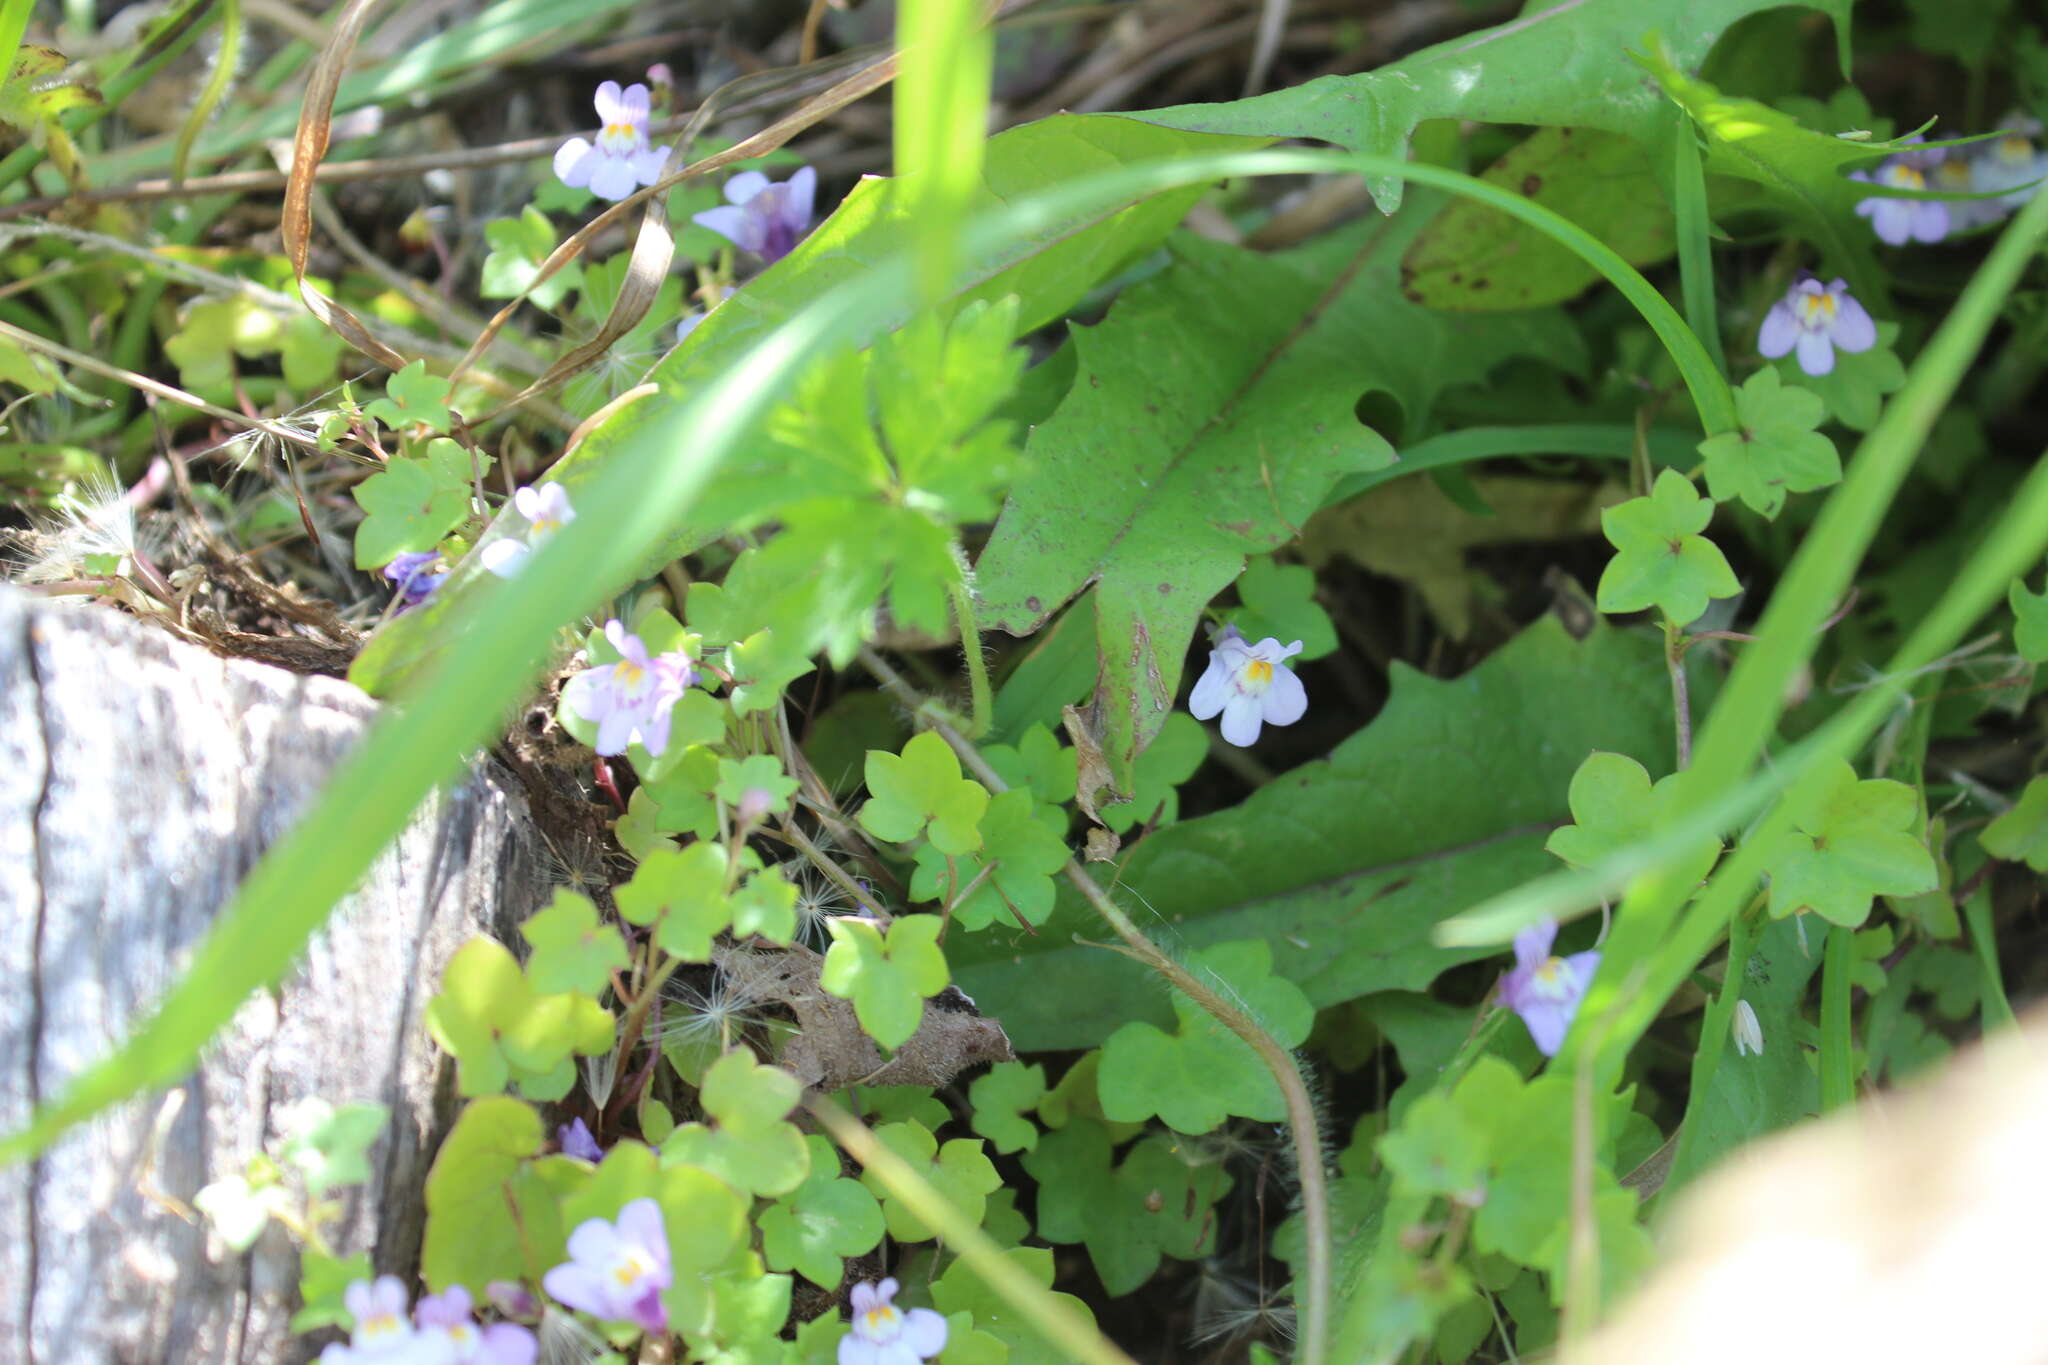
left=908, top=788, right=1070, bottom=931
left=364, top=360, right=454, bottom=433
left=351, top=450, right=471, bottom=569
left=1038, top=1051, right=1145, bottom=1142
left=2011, top=568, right=2048, bottom=663
left=662, top=1049, right=810, bottom=1197
left=968, top=1061, right=1047, bottom=1154
left=481, top=206, right=583, bottom=308
left=1696, top=368, right=1841, bottom=518
left=1544, top=751, right=1720, bottom=888
left=614, top=842, right=734, bottom=960
left=983, top=723, right=1078, bottom=816
left=731, top=866, right=800, bottom=944
left=520, top=888, right=629, bottom=996
left=1595, top=469, right=1743, bottom=624
left=1096, top=939, right=1314, bottom=1134
left=1982, top=775, right=2048, bottom=872
left=625, top=745, right=722, bottom=855
left=716, top=754, right=800, bottom=813
left=819, top=914, right=949, bottom=1050
left=1763, top=758, right=1938, bottom=926
left=932, top=1247, right=1103, bottom=1365
left=163, top=296, right=281, bottom=393
left=1770, top=320, right=1908, bottom=433
left=1227, top=556, right=1339, bottom=659
left=1376, top=1088, right=1489, bottom=1203
left=858, top=731, right=990, bottom=855
left=859, top=1119, right=1002, bottom=1242
left=292, top=1248, right=374, bottom=1333
left=424, top=939, right=614, bottom=1097
left=281, top=312, right=347, bottom=392
left=420, top=1097, right=555, bottom=1292
left=278, top=1098, right=389, bottom=1197
left=1022, top=1117, right=1233, bottom=1295
left=759, top=1134, right=887, bottom=1288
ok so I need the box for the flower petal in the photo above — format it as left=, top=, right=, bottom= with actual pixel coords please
left=1829, top=293, right=1878, bottom=352
left=541, top=1263, right=611, bottom=1320
left=1218, top=693, right=1264, bottom=747
left=1756, top=302, right=1799, bottom=358
left=787, top=165, right=818, bottom=224
left=1561, top=948, right=1602, bottom=994
left=480, top=1323, right=539, bottom=1365
left=588, top=154, right=639, bottom=203
left=1910, top=200, right=1950, bottom=242
left=631, top=145, right=671, bottom=187
left=616, top=82, right=651, bottom=127
left=839, top=1338, right=883, bottom=1365
left=1260, top=666, right=1307, bottom=728
left=553, top=138, right=596, bottom=187
left=617, top=1198, right=669, bottom=1272
left=899, top=1307, right=948, bottom=1358
left=595, top=707, right=636, bottom=756
left=1188, top=656, right=1230, bottom=720
left=1512, top=919, right=1557, bottom=970
left=594, top=80, right=626, bottom=124
left=1872, top=199, right=1913, bottom=246
left=480, top=539, right=529, bottom=578
left=1516, top=997, right=1570, bottom=1056
left=850, top=1282, right=879, bottom=1315
left=1795, top=327, right=1836, bottom=376
left=723, top=170, right=772, bottom=204
left=693, top=205, right=759, bottom=252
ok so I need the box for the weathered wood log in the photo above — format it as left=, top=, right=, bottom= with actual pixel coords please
left=0, top=586, right=550, bottom=1365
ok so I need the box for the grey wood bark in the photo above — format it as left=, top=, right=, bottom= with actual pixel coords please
left=0, top=586, right=551, bottom=1365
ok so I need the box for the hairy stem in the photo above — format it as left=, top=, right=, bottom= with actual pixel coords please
left=950, top=575, right=994, bottom=739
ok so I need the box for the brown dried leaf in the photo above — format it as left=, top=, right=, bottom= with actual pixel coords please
left=1061, top=702, right=1116, bottom=822
left=279, top=0, right=406, bottom=372
left=715, top=943, right=1012, bottom=1094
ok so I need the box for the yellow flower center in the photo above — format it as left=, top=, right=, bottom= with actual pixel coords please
left=2001, top=136, right=2036, bottom=163
left=615, top=657, right=646, bottom=689
left=613, top=1249, right=653, bottom=1288
left=362, top=1312, right=405, bottom=1343
left=604, top=122, right=635, bottom=139
left=1529, top=956, right=1573, bottom=1000
left=1797, top=291, right=1838, bottom=325
left=1883, top=163, right=1926, bottom=190
left=1244, top=658, right=1274, bottom=686
left=864, top=1304, right=902, bottom=1337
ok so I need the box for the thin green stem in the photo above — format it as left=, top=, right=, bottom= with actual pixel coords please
left=811, top=1096, right=1138, bottom=1365
left=950, top=575, right=994, bottom=740
left=1818, top=924, right=1855, bottom=1112
left=1664, top=617, right=1692, bottom=770
left=170, top=0, right=241, bottom=186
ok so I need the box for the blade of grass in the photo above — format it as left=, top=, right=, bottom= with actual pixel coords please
left=1670, top=107, right=1725, bottom=378
left=1963, top=882, right=2016, bottom=1031
left=0, top=0, right=36, bottom=87
left=810, top=1096, right=1137, bottom=1365
left=895, top=0, right=995, bottom=303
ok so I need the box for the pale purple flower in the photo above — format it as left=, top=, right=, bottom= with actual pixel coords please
left=320, top=1277, right=454, bottom=1365
left=542, top=1197, right=672, bottom=1334
left=693, top=166, right=817, bottom=264
left=383, top=551, right=445, bottom=608
left=1851, top=146, right=1950, bottom=245
left=1757, top=275, right=1878, bottom=377
left=553, top=81, right=670, bottom=203
left=481, top=484, right=575, bottom=579
left=1496, top=919, right=1600, bottom=1057
left=839, top=1278, right=947, bottom=1365
left=1970, top=128, right=2048, bottom=213
left=414, top=1286, right=538, bottom=1365
left=1188, top=625, right=1307, bottom=746
left=557, top=1117, right=603, bottom=1162
left=561, top=620, right=696, bottom=758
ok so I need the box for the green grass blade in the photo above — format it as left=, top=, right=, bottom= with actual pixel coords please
left=1670, top=108, right=1725, bottom=378
left=895, top=0, right=993, bottom=303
